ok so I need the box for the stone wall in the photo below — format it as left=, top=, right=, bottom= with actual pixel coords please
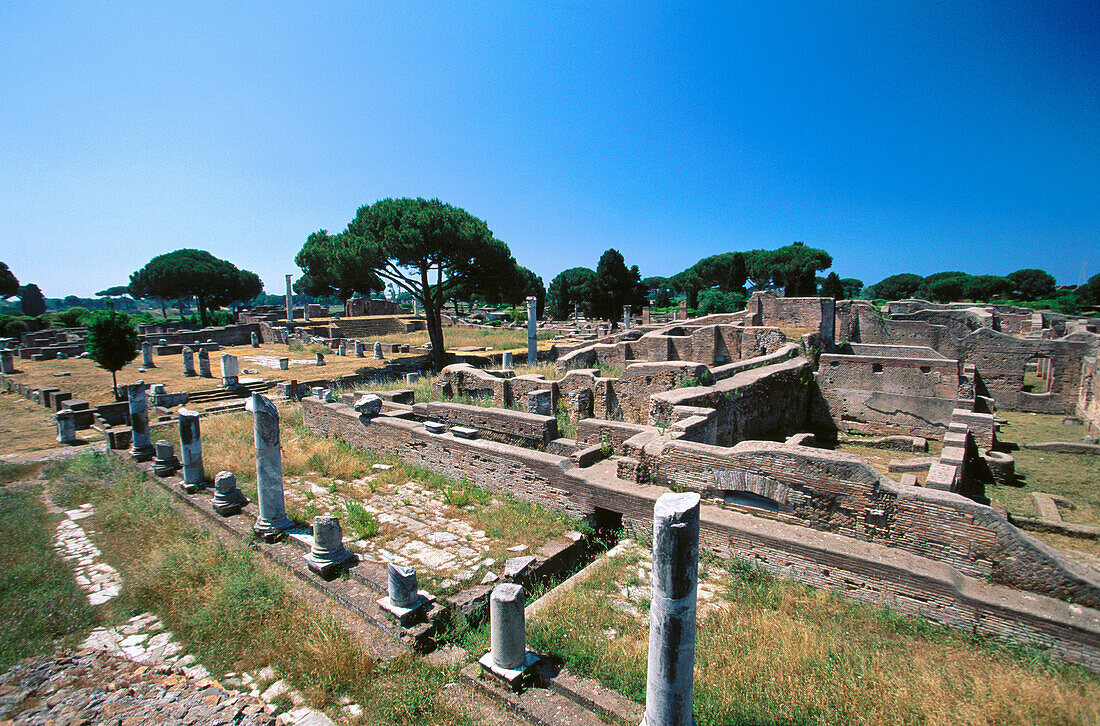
left=1079, top=356, right=1100, bottom=439
left=409, top=401, right=559, bottom=450
left=138, top=323, right=259, bottom=348
left=343, top=298, right=403, bottom=317
left=745, top=292, right=835, bottom=341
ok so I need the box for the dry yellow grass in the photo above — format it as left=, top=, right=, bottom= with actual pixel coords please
left=371, top=327, right=555, bottom=352
left=529, top=552, right=1100, bottom=726
left=0, top=392, right=104, bottom=454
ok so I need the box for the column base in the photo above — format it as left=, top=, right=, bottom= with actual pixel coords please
left=478, top=651, right=540, bottom=691
left=377, top=591, right=436, bottom=626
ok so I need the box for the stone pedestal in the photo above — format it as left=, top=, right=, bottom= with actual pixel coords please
left=643, top=307, right=651, bottom=326
left=128, top=381, right=155, bottom=461
left=153, top=440, right=180, bottom=477
left=0, top=350, right=14, bottom=374
left=303, top=516, right=355, bottom=578
left=211, top=471, right=247, bottom=516
left=279, top=357, right=289, bottom=370
left=197, top=349, right=212, bottom=378
left=338, top=341, right=346, bottom=356
left=641, top=492, right=700, bottom=726
left=141, top=342, right=154, bottom=368
left=378, top=564, right=434, bottom=625
left=373, top=342, right=384, bottom=360
left=354, top=340, right=364, bottom=357
left=406, top=372, right=419, bottom=385
left=251, top=332, right=260, bottom=348
left=56, top=410, right=76, bottom=444
left=526, top=296, right=537, bottom=365
left=178, top=407, right=205, bottom=491
left=150, top=383, right=166, bottom=406
left=502, top=351, right=514, bottom=370
left=181, top=347, right=196, bottom=376
left=220, top=353, right=239, bottom=388
left=249, top=393, right=294, bottom=541
left=316, top=353, right=325, bottom=367
left=479, top=583, right=538, bottom=688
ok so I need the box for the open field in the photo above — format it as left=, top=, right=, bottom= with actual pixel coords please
left=0, top=393, right=104, bottom=455
left=529, top=540, right=1100, bottom=726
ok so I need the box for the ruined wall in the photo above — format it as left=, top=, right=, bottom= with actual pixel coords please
left=1079, top=357, right=1100, bottom=439
left=409, top=401, right=558, bottom=450
left=746, top=292, right=835, bottom=341
left=343, top=298, right=403, bottom=317
left=814, top=353, right=961, bottom=438
left=138, top=323, right=259, bottom=348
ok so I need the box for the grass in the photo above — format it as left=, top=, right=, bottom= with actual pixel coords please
left=370, top=328, right=556, bottom=351
left=0, top=393, right=104, bottom=454
left=0, top=460, right=45, bottom=485
left=0, top=486, right=98, bottom=672
left=44, top=450, right=475, bottom=725
left=991, top=411, right=1100, bottom=527
left=528, top=546, right=1100, bottom=726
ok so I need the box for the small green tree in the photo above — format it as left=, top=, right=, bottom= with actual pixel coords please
left=85, top=310, right=139, bottom=400
left=19, top=284, right=46, bottom=317
left=819, top=272, right=845, bottom=299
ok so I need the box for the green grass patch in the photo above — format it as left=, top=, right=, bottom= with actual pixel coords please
left=0, top=461, right=44, bottom=486
left=0, top=487, right=98, bottom=672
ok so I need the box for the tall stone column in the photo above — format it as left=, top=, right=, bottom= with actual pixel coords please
left=303, top=301, right=310, bottom=321
left=527, top=296, right=537, bottom=365
left=624, top=305, right=632, bottom=330
left=249, top=393, right=293, bottom=540
left=178, top=407, right=204, bottom=488
left=285, top=274, right=294, bottom=324
left=128, top=381, right=155, bottom=462
left=642, top=492, right=701, bottom=726
left=197, top=349, right=211, bottom=377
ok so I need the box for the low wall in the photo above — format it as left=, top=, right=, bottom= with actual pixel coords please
left=410, top=401, right=558, bottom=450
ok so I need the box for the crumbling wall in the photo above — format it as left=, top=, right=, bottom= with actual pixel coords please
left=1079, top=357, right=1100, bottom=439
left=745, top=292, right=835, bottom=341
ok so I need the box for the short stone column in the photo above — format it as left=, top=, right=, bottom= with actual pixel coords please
left=56, top=410, right=76, bottom=444
left=623, top=305, right=632, bottom=330
left=153, top=440, right=179, bottom=477
left=251, top=331, right=260, bottom=347
left=642, top=492, right=701, bottom=726
left=278, top=357, right=290, bottom=370
left=526, top=296, right=537, bottom=365
left=643, top=307, right=651, bottom=326
left=150, top=383, right=166, bottom=406
left=178, top=407, right=204, bottom=490
left=312, top=386, right=326, bottom=399
left=304, top=516, right=355, bottom=578
left=249, top=393, right=294, bottom=541
left=127, top=381, right=155, bottom=462
left=197, top=349, right=212, bottom=377
left=678, top=300, right=688, bottom=321
left=211, top=471, right=247, bottom=516
left=406, top=372, right=419, bottom=385
left=502, top=351, right=513, bottom=370
left=373, top=342, right=384, bottom=360
left=303, top=302, right=310, bottom=322
left=141, top=342, right=155, bottom=368
left=181, top=347, right=196, bottom=376
left=315, top=352, right=325, bottom=366
left=0, top=349, right=14, bottom=374
left=354, top=340, right=364, bottom=357
left=220, top=353, right=239, bottom=388
left=480, top=583, right=538, bottom=686
left=378, top=564, right=435, bottom=625
left=338, top=341, right=347, bottom=356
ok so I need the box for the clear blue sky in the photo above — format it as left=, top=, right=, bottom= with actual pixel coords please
left=2, top=1, right=1097, bottom=298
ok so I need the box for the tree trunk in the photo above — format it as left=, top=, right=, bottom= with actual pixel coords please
left=112, top=370, right=119, bottom=401
left=197, top=294, right=210, bottom=327
left=160, top=299, right=167, bottom=319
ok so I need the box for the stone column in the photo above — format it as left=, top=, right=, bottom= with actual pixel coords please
left=0, top=349, right=14, bottom=374
left=178, top=407, right=204, bottom=487
left=642, top=492, right=701, bottom=726
left=197, top=349, right=212, bottom=377
left=315, top=352, right=325, bottom=366
left=624, top=305, right=632, bottom=330
left=211, top=471, right=247, bottom=516
left=406, top=372, right=419, bottom=385
left=388, top=564, right=419, bottom=607
left=153, top=440, right=179, bottom=476
left=643, top=307, right=651, bottom=326
left=128, top=381, right=155, bottom=461
left=354, top=340, right=363, bottom=357
left=339, top=341, right=346, bottom=356
left=285, top=274, right=294, bottom=323
left=373, top=342, right=383, bottom=360
left=490, top=583, right=527, bottom=670
left=678, top=300, right=688, bottom=321
left=412, top=299, right=418, bottom=316
left=56, top=410, right=76, bottom=444
left=141, top=342, right=154, bottom=368
left=181, top=347, right=196, bottom=376
left=574, top=302, right=580, bottom=321
left=304, top=516, right=354, bottom=577
left=278, top=357, right=290, bottom=370
left=220, top=353, right=238, bottom=388
left=303, top=301, right=310, bottom=322
left=527, top=296, right=537, bottom=365
left=249, top=393, right=293, bottom=540
left=251, top=331, right=260, bottom=347
left=502, top=351, right=513, bottom=370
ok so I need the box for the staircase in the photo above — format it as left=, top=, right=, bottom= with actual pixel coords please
left=185, top=380, right=280, bottom=413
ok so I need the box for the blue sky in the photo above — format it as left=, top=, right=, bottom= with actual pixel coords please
left=2, top=2, right=1097, bottom=298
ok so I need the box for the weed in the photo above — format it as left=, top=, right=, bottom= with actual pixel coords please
left=343, top=502, right=379, bottom=538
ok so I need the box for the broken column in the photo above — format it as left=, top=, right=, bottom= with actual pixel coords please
left=643, top=306, right=651, bottom=326
left=278, top=357, right=290, bottom=371
left=315, top=352, right=325, bottom=366
left=178, top=407, right=204, bottom=490
left=153, top=440, right=179, bottom=477
left=642, top=492, right=701, bottom=726
left=128, top=381, right=155, bottom=462
left=303, top=515, right=355, bottom=578
left=373, top=342, right=383, bottom=360
left=56, top=410, right=76, bottom=444
left=377, top=563, right=434, bottom=625
left=181, top=347, right=196, bottom=376
left=251, top=331, right=260, bottom=347
left=285, top=274, right=293, bottom=323
left=527, top=296, right=537, bottom=365
left=354, top=340, right=363, bottom=357
left=0, top=349, right=13, bottom=374
left=211, top=471, right=247, bottom=516
left=220, top=353, right=239, bottom=388
left=197, top=349, right=212, bottom=378
left=502, top=351, right=513, bottom=370
left=406, top=372, right=419, bottom=385
left=249, top=393, right=294, bottom=541
left=623, top=305, right=632, bottom=330
left=480, top=583, right=537, bottom=685
left=141, top=342, right=154, bottom=368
